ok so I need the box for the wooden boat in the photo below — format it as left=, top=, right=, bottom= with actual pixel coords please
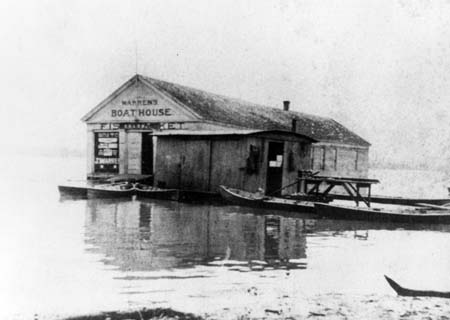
left=87, top=183, right=135, bottom=199
left=106, top=174, right=153, bottom=184
left=314, top=203, right=450, bottom=224
left=385, top=275, right=450, bottom=298
left=328, top=193, right=450, bottom=206
left=218, top=185, right=315, bottom=213
left=58, top=184, right=88, bottom=198
left=135, top=184, right=180, bottom=201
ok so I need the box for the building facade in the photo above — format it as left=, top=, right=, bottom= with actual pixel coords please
left=82, top=74, right=370, bottom=194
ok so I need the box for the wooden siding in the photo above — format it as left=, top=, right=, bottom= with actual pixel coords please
left=209, top=138, right=247, bottom=191
left=311, top=144, right=369, bottom=178
left=127, top=132, right=142, bottom=174
left=154, top=135, right=313, bottom=193
left=282, top=141, right=312, bottom=195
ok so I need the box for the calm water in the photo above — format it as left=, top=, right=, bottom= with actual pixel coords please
left=1, top=155, right=450, bottom=319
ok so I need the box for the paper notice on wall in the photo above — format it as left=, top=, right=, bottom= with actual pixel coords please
left=269, top=161, right=277, bottom=167
left=276, top=155, right=283, bottom=162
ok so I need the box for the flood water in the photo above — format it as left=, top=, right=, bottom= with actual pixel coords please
left=1, top=155, right=450, bottom=319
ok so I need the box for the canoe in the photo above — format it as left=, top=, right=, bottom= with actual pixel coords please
left=135, top=184, right=180, bottom=201
left=328, top=193, right=450, bottom=206
left=58, top=184, right=88, bottom=198
left=314, top=203, right=450, bottom=224
left=385, top=275, right=450, bottom=298
left=87, top=183, right=135, bottom=199
left=218, top=185, right=315, bottom=213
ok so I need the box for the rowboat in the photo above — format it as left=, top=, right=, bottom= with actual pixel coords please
left=106, top=174, right=153, bottom=184
left=135, top=184, right=180, bottom=201
left=328, top=193, right=450, bottom=206
left=314, top=203, right=450, bottom=224
left=385, top=275, right=450, bottom=298
left=86, top=183, right=135, bottom=199
left=218, top=185, right=315, bottom=213
left=58, top=184, right=88, bottom=198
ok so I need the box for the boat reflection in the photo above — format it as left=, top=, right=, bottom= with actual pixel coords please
left=84, top=199, right=309, bottom=272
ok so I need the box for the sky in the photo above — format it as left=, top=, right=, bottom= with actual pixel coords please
left=1, top=0, right=450, bottom=168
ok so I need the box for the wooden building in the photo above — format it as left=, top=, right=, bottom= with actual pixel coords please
left=82, top=74, right=370, bottom=195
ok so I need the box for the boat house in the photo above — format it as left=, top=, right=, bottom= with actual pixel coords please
left=82, top=75, right=370, bottom=195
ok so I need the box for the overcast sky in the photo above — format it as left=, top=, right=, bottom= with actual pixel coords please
left=1, top=0, right=450, bottom=167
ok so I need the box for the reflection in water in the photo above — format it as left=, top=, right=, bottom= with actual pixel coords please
left=84, top=199, right=309, bottom=272
left=84, top=199, right=450, bottom=275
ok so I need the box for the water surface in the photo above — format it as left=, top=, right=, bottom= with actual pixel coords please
left=1, top=155, right=450, bottom=319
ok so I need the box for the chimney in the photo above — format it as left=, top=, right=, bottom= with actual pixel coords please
left=283, top=100, right=290, bottom=111
left=292, top=118, right=297, bottom=132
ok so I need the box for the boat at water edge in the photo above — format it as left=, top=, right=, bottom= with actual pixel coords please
left=135, top=184, right=180, bottom=201
left=314, top=203, right=450, bottom=224
left=385, top=275, right=450, bottom=298
left=218, top=185, right=315, bottom=213
left=86, top=183, right=135, bottom=199
left=58, top=184, right=88, bottom=199
left=328, top=193, right=450, bottom=206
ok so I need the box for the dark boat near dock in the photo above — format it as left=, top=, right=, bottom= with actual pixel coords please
left=86, top=183, right=135, bottom=199
left=385, top=275, right=450, bottom=298
left=327, top=193, right=450, bottom=206
left=135, top=184, right=180, bottom=201
left=218, top=185, right=315, bottom=213
left=315, top=203, right=450, bottom=224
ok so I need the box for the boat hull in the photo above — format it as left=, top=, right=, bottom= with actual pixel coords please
left=385, top=275, right=450, bottom=298
left=87, top=187, right=135, bottom=199
left=329, top=194, right=450, bottom=206
left=136, top=188, right=180, bottom=201
left=315, top=203, right=450, bottom=224
left=58, top=185, right=88, bottom=198
left=219, top=185, right=315, bottom=213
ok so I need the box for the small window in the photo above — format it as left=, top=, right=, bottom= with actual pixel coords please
left=311, top=146, right=325, bottom=171
left=287, top=150, right=295, bottom=172
left=333, top=147, right=338, bottom=171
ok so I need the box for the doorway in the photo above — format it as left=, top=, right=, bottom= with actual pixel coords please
left=141, top=133, right=153, bottom=175
left=266, top=141, right=284, bottom=196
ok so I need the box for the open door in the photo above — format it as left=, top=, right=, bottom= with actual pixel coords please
left=266, top=141, right=284, bottom=196
left=141, top=133, right=153, bottom=175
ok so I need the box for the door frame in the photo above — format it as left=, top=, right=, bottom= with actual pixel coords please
left=265, top=140, right=285, bottom=196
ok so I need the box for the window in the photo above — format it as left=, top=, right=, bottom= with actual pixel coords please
left=311, top=146, right=325, bottom=170
left=330, top=147, right=338, bottom=171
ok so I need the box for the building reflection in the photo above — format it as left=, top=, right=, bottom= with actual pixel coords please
left=84, top=199, right=309, bottom=272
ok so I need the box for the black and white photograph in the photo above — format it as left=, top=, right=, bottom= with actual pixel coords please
left=2, top=0, right=450, bottom=319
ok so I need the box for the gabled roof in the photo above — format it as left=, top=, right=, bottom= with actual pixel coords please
left=82, top=74, right=370, bottom=147
left=140, top=75, right=370, bottom=146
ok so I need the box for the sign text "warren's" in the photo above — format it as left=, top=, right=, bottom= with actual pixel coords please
left=122, top=99, right=157, bottom=106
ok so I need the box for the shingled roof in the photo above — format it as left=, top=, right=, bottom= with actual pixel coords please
left=141, top=75, right=370, bottom=147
